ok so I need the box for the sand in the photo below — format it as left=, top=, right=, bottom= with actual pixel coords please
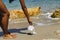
left=0, top=21, right=60, bottom=40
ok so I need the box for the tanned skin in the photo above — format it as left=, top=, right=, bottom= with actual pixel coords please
left=19, top=0, right=32, bottom=25
left=0, top=0, right=10, bottom=36
left=0, top=0, right=32, bottom=39
left=0, top=0, right=16, bottom=39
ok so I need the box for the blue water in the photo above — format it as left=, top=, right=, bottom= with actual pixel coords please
left=3, top=0, right=60, bottom=12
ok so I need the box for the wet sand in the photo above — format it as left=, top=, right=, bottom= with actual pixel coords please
left=0, top=20, right=60, bottom=40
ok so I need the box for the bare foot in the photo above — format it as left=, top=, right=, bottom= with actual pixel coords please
left=3, top=34, right=16, bottom=39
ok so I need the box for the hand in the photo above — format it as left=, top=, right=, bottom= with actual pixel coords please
left=28, top=18, right=33, bottom=25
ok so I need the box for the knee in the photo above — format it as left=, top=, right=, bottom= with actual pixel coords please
left=6, top=13, right=10, bottom=17
left=3, top=13, right=10, bottom=17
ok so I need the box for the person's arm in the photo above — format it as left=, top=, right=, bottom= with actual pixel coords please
left=19, top=0, right=32, bottom=25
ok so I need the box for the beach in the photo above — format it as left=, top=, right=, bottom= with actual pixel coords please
left=0, top=0, right=60, bottom=40
left=0, top=14, right=60, bottom=40
left=0, top=21, right=60, bottom=40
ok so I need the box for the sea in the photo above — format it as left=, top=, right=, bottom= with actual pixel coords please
left=3, top=0, right=60, bottom=12
left=2, top=0, right=60, bottom=26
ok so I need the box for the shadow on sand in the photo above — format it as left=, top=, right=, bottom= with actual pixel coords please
left=0, top=27, right=27, bottom=37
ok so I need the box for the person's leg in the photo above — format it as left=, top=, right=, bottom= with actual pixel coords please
left=0, top=13, right=10, bottom=35
left=0, top=0, right=16, bottom=39
left=0, top=12, right=16, bottom=39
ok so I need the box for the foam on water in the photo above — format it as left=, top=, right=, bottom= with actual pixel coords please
left=33, top=12, right=60, bottom=26
left=41, top=12, right=60, bottom=20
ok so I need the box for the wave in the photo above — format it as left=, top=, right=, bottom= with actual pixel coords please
left=32, top=12, right=60, bottom=26
left=41, top=12, right=60, bottom=20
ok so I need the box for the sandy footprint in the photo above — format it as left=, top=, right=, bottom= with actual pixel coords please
left=54, top=30, right=60, bottom=36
